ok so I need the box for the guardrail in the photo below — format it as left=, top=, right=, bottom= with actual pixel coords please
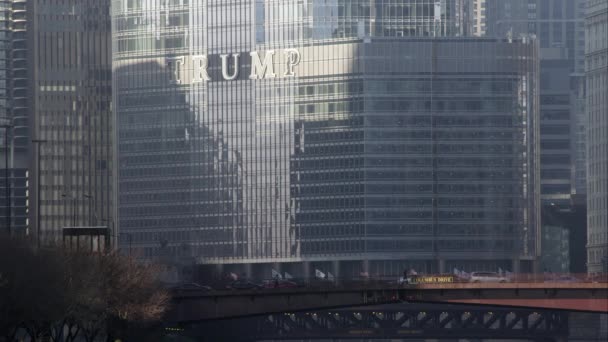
left=173, top=273, right=608, bottom=294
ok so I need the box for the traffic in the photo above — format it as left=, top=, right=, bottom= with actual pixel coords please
left=168, top=270, right=607, bottom=294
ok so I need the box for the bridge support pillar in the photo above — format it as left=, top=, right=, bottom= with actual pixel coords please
left=215, top=264, right=224, bottom=277
left=332, top=260, right=340, bottom=284
left=362, top=259, right=369, bottom=275
left=438, top=259, right=445, bottom=274
left=302, top=261, right=311, bottom=279
left=243, top=263, right=252, bottom=279
left=512, top=259, right=521, bottom=273
left=272, top=262, right=281, bottom=278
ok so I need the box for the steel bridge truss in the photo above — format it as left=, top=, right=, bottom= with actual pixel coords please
left=256, top=307, right=569, bottom=340
left=186, top=306, right=569, bottom=341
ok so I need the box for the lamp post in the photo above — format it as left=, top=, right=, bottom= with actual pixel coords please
left=61, top=194, right=76, bottom=227
left=1, top=123, right=12, bottom=236
left=83, top=193, right=97, bottom=226
left=61, top=193, right=95, bottom=227
left=32, top=139, right=47, bottom=248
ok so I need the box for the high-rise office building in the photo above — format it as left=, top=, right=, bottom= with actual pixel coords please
left=585, top=0, right=608, bottom=274
left=1, top=0, right=29, bottom=236
left=470, top=0, right=487, bottom=36
left=27, top=0, right=114, bottom=243
left=1, top=0, right=12, bottom=234
left=482, top=0, right=589, bottom=275
left=0, top=0, right=11, bottom=234
left=484, top=0, right=588, bottom=205
left=113, top=0, right=539, bottom=277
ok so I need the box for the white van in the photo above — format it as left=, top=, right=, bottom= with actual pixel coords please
left=469, top=272, right=509, bottom=283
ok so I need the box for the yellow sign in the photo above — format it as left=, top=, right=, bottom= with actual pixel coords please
left=410, top=275, right=454, bottom=284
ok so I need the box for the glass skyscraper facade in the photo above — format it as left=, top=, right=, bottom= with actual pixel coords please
left=484, top=0, right=588, bottom=205
left=1, top=0, right=29, bottom=236
left=0, top=0, right=12, bottom=234
left=28, top=0, right=114, bottom=242
left=113, top=0, right=539, bottom=277
left=482, top=0, right=589, bottom=274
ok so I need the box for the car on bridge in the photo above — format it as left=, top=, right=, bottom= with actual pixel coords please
left=262, top=279, right=300, bottom=289
left=545, top=275, right=580, bottom=283
left=226, top=280, right=263, bottom=290
left=469, top=272, right=510, bottom=283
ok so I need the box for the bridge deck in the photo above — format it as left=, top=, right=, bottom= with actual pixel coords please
left=169, top=282, right=608, bottom=322
left=175, top=282, right=608, bottom=298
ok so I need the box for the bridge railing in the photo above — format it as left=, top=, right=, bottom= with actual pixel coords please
left=188, top=272, right=608, bottom=293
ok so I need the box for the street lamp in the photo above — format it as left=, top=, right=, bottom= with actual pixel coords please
left=61, top=193, right=78, bottom=227
left=1, top=123, right=12, bottom=236
left=32, top=139, right=47, bottom=248
left=61, top=193, right=95, bottom=227
left=83, top=193, right=97, bottom=226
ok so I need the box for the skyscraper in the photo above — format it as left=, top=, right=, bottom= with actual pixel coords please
left=482, top=0, right=589, bottom=274
left=470, top=0, right=487, bottom=36
left=0, top=0, right=11, bottom=234
left=484, top=0, right=588, bottom=205
left=113, top=0, right=539, bottom=277
left=585, top=0, right=608, bottom=274
left=27, top=0, right=114, bottom=243
left=1, top=0, right=29, bottom=236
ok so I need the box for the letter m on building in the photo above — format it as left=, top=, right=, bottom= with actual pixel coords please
left=249, top=50, right=276, bottom=79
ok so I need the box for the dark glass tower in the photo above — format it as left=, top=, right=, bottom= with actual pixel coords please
left=28, top=0, right=114, bottom=243
left=483, top=0, right=596, bottom=275
left=113, top=0, right=539, bottom=277
left=484, top=0, right=588, bottom=205
left=1, top=0, right=29, bottom=237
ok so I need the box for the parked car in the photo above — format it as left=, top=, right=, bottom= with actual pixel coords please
left=548, top=275, right=580, bottom=283
left=396, top=276, right=415, bottom=285
left=588, top=274, right=608, bottom=283
left=469, top=272, right=509, bottom=283
left=226, top=280, right=263, bottom=290
left=262, top=279, right=299, bottom=289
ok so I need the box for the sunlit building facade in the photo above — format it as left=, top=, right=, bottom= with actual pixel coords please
left=470, top=0, right=487, bottom=36
left=113, top=0, right=539, bottom=277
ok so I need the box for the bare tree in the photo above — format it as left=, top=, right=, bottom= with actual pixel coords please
left=0, top=237, right=169, bottom=342
left=0, top=237, right=70, bottom=341
left=96, top=253, right=169, bottom=340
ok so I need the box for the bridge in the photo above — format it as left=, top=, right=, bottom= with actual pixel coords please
left=167, top=282, right=608, bottom=323
left=168, top=303, right=575, bottom=342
